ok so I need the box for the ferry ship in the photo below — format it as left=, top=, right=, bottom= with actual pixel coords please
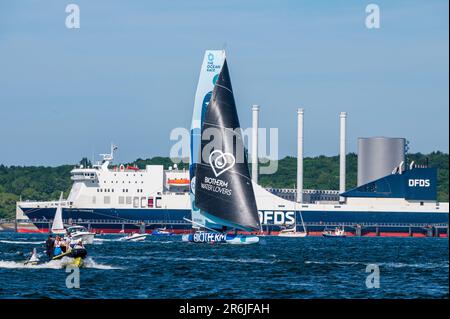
left=16, top=51, right=449, bottom=237
left=15, top=151, right=449, bottom=237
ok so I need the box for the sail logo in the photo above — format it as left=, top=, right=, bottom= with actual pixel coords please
left=206, top=53, right=221, bottom=73
left=209, top=150, right=235, bottom=177
left=193, top=232, right=227, bottom=243
left=201, top=177, right=232, bottom=196
left=408, top=179, right=430, bottom=187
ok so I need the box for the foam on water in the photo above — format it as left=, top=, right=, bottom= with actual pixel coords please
left=154, top=256, right=275, bottom=264
left=304, top=260, right=449, bottom=269
left=93, top=238, right=115, bottom=242
left=305, top=260, right=361, bottom=265
left=0, top=259, right=69, bottom=269
left=0, top=257, right=122, bottom=270
left=83, top=257, right=123, bottom=270
left=380, top=262, right=449, bottom=269
left=0, top=240, right=44, bottom=245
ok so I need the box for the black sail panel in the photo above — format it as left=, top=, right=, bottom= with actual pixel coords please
left=195, top=60, right=260, bottom=231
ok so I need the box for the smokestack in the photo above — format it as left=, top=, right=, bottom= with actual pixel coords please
left=297, top=108, right=304, bottom=203
left=339, top=112, right=347, bottom=202
left=251, top=105, right=259, bottom=184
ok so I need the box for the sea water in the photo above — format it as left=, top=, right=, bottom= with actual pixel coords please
left=0, top=233, right=447, bottom=298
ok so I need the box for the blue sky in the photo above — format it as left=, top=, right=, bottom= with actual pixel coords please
left=0, top=0, right=448, bottom=166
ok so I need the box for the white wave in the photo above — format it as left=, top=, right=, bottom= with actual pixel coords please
left=153, top=240, right=177, bottom=244
left=93, top=238, right=115, bottom=242
left=380, top=262, right=449, bottom=269
left=82, top=258, right=123, bottom=270
left=0, top=259, right=68, bottom=269
left=0, top=257, right=123, bottom=270
left=304, top=260, right=449, bottom=269
left=154, top=256, right=274, bottom=264
left=0, top=240, right=44, bottom=245
left=305, top=260, right=361, bottom=265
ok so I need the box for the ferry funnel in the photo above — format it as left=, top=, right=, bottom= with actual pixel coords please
left=297, top=108, right=304, bottom=203
left=251, top=105, right=259, bottom=184
left=339, top=112, right=347, bottom=202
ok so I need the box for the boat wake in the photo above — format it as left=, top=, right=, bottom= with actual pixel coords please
left=379, top=261, right=449, bottom=269
left=93, top=238, right=116, bottom=242
left=0, top=240, right=44, bottom=245
left=0, top=259, right=71, bottom=269
left=153, top=256, right=275, bottom=264
left=82, top=257, right=123, bottom=269
left=304, top=260, right=449, bottom=269
left=305, top=260, right=361, bottom=265
left=0, top=257, right=123, bottom=270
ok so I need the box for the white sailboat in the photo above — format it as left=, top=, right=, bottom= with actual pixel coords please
left=278, top=211, right=307, bottom=237
left=51, top=192, right=95, bottom=244
left=182, top=50, right=261, bottom=244
left=51, top=192, right=66, bottom=235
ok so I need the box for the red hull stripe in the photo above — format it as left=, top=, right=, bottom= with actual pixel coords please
left=17, top=228, right=448, bottom=237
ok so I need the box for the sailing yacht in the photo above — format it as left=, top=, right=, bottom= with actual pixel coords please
left=278, top=211, right=307, bottom=237
left=51, top=192, right=66, bottom=235
left=182, top=50, right=260, bottom=244
left=51, top=192, right=96, bottom=243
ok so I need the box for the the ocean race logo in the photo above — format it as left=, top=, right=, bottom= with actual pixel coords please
left=206, top=52, right=221, bottom=73
left=408, top=179, right=431, bottom=187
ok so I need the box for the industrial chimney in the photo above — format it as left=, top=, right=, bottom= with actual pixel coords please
left=297, top=108, right=304, bottom=203
left=339, top=112, right=347, bottom=202
left=251, top=105, right=259, bottom=184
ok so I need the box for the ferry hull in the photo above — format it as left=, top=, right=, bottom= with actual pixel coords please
left=19, top=207, right=448, bottom=237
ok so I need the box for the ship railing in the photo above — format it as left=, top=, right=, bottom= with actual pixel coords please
left=300, top=222, right=448, bottom=228
left=25, top=218, right=448, bottom=228
left=57, top=219, right=191, bottom=225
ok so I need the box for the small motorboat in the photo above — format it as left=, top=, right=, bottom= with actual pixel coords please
left=52, top=247, right=88, bottom=267
left=152, top=227, right=173, bottom=236
left=322, top=226, right=346, bottom=237
left=118, top=232, right=147, bottom=242
left=67, top=226, right=96, bottom=244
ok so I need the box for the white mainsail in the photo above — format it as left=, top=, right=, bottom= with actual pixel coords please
left=51, top=192, right=66, bottom=234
